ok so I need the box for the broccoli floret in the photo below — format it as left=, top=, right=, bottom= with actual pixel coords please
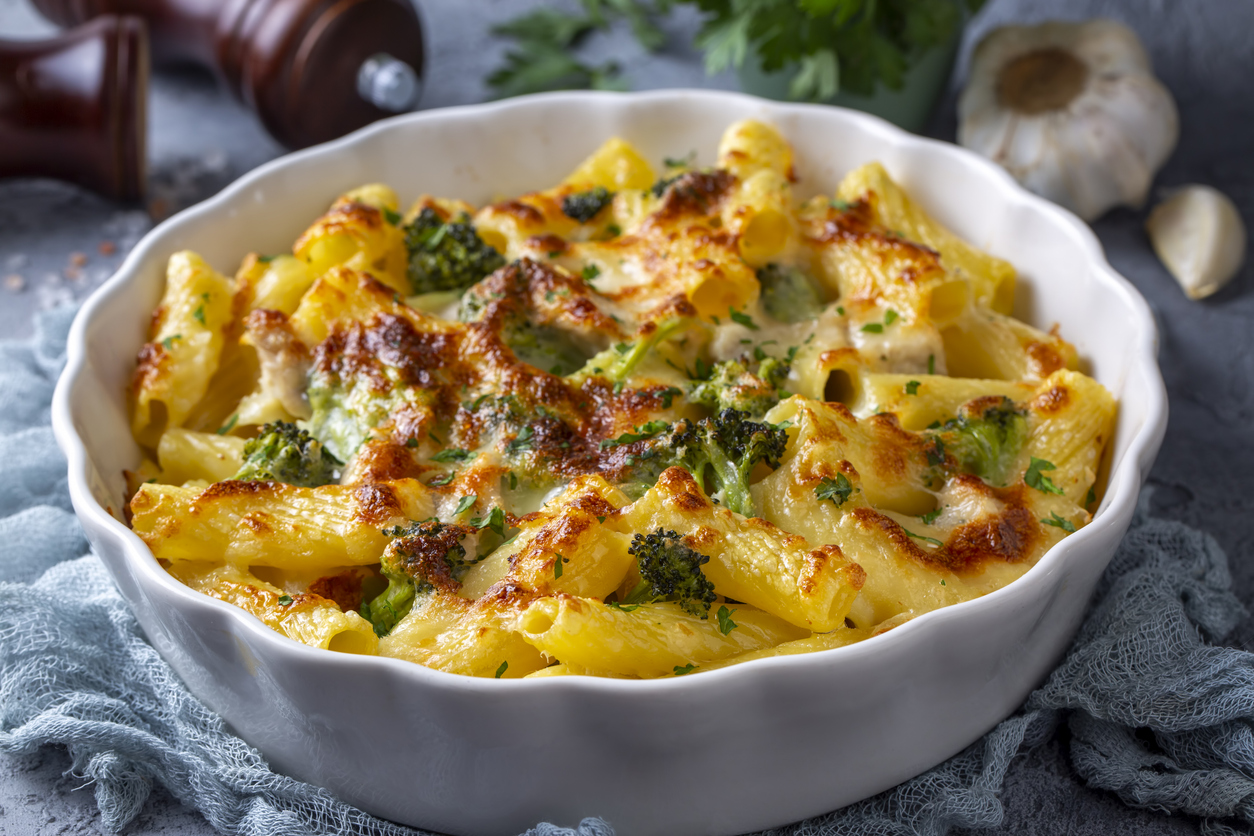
left=572, top=318, right=689, bottom=393
left=232, top=421, right=341, bottom=487
left=561, top=187, right=615, bottom=223
left=689, top=357, right=790, bottom=418
left=621, top=528, right=717, bottom=618
left=672, top=409, right=788, bottom=517
left=359, top=519, right=476, bottom=636
left=757, top=263, right=824, bottom=323
left=927, top=397, right=1028, bottom=487
left=404, top=208, right=505, bottom=294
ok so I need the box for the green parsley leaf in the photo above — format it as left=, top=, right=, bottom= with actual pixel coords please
left=428, top=473, right=455, bottom=487
left=471, top=506, right=508, bottom=536
left=553, top=553, right=567, bottom=579
left=903, top=528, right=943, bottom=547
left=605, top=223, right=622, bottom=238
left=495, top=661, right=509, bottom=679
left=277, top=595, right=293, bottom=606
left=919, top=508, right=942, bottom=525
left=257, top=255, right=277, bottom=264
left=160, top=334, right=182, bottom=350
left=861, top=322, right=883, bottom=334
left=905, top=380, right=921, bottom=396
left=664, top=151, right=696, bottom=168
left=382, top=207, right=402, bottom=226
left=716, top=605, right=738, bottom=635
left=814, top=473, right=854, bottom=506
left=836, top=306, right=846, bottom=316
left=606, top=600, right=641, bottom=612
left=1041, top=512, right=1076, bottom=533
left=657, top=386, right=682, bottom=409
left=600, top=420, right=670, bottom=449
left=581, top=263, right=601, bottom=282
left=432, top=448, right=475, bottom=463
left=453, top=495, right=477, bottom=516
left=507, top=426, right=534, bottom=454
left=1085, top=485, right=1097, bottom=507
left=830, top=199, right=851, bottom=211
left=926, top=437, right=946, bottom=467
left=193, top=304, right=206, bottom=325
left=729, top=307, right=760, bottom=331
left=1025, top=457, right=1065, bottom=495
left=405, top=437, right=420, bottom=448
left=216, top=414, right=238, bottom=436
left=884, top=309, right=899, bottom=325
left=673, top=663, right=697, bottom=676
left=927, top=354, right=936, bottom=375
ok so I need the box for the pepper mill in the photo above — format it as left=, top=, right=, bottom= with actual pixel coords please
left=0, top=15, right=148, bottom=202
left=30, top=0, right=426, bottom=149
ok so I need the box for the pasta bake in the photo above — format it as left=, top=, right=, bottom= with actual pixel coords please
left=125, top=120, right=1115, bottom=679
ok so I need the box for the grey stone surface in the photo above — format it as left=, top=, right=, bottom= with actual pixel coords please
left=1, top=0, right=1251, bottom=834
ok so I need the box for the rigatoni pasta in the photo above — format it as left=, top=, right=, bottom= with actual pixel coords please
left=124, top=120, right=1115, bottom=677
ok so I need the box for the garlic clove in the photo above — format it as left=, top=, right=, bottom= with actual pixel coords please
left=1146, top=186, right=1247, bottom=300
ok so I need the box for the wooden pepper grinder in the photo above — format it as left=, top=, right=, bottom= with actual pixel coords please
left=0, top=15, right=148, bottom=202
left=30, top=0, right=426, bottom=149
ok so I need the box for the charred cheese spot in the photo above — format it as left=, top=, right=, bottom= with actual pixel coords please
left=1026, top=341, right=1066, bottom=377
left=653, top=171, right=737, bottom=222
left=353, top=483, right=403, bottom=526
left=943, top=504, right=1039, bottom=571
left=132, top=342, right=170, bottom=396
left=1029, top=385, right=1071, bottom=416
left=656, top=467, right=711, bottom=511
left=309, top=568, right=373, bottom=613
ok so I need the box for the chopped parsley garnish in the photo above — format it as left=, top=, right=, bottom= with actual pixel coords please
left=494, top=661, right=508, bottom=679
left=192, top=304, right=206, bottom=325
left=277, top=595, right=293, bottom=606
left=453, top=494, right=477, bottom=516
left=382, top=207, right=403, bottom=226
left=657, top=386, right=682, bottom=409
left=605, top=223, right=622, bottom=237
left=836, top=306, right=846, bottom=316
left=215, top=414, right=238, bottom=436
left=830, top=199, right=851, bottom=211
left=729, top=307, right=760, bottom=331
left=884, top=309, right=899, bottom=326
left=553, top=553, right=568, bottom=579
left=919, top=508, right=942, bottom=525
left=581, top=263, right=601, bottom=282
left=507, top=471, right=519, bottom=490
left=716, top=605, right=738, bottom=635
left=1025, top=457, right=1065, bottom=496
left=814, top=473, right=854, bottom=507
left=471, top=506, right=507, bottom=536
left=161, top=334, right=182, bottom=350
left=507, top=426, right=535, bottom=453
left=428, top=473, right=455, bottom=487
left=432, top=448, right=475, bottom=463
left=903, top=528, right=943, bottom=547
left=406, top=437, right=420, bottom=448
left=926, top=437, right=946, bottom=467
left=861, top=322, right=883, bottom=334
left=257, top=254, right=277, bottom=263
left=905, top=380, right=921, bottom=396
left=1085, top=485, right=1097, bottom=507
left=673, top=663, right=697, bottom=676
left=927, top=354, right=935, bottom=375
left=606, top=600, right=641, bottom=612
left=600, top=420, right=670, bottom=449
left=1041, top=512, right=1076, bottom=533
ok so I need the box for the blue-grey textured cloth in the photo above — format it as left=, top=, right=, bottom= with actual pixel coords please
left=2, top=307, right=1252, bottom=836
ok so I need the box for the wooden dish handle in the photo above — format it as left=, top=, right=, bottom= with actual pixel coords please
left=31, top=0, right=426, bottom=149
left=0, top=15, right=148, bottom=202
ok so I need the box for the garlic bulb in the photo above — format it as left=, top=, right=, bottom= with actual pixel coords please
left=958, top=20, right=1178, bottom=221
left=1146, top=186, right=1246, bottom=300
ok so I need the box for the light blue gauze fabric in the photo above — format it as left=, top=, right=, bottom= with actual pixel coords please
left=3, top=306, right=1254, bottom=836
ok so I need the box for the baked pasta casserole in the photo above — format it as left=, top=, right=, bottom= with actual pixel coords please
left=125, top=120, right=1115, bottom=679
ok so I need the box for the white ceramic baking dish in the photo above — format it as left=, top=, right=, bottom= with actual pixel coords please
left=52, top=90, right=1167, bottom=836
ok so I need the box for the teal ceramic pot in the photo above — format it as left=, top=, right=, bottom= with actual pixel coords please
left=737, top=26, right=965, bottom=133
